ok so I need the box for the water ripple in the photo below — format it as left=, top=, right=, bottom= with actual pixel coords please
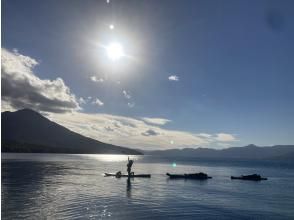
left=2, top=153, right=294, bottom=219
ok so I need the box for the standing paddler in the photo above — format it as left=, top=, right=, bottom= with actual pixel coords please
left=127, top=157, right=134, bottom=178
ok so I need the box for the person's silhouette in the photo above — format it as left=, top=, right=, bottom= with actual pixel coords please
left=127, top=157, right=134, bottom=178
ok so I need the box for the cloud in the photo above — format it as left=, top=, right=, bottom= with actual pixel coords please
left=78, top=97, right=87, bottom=105
left=122, top=90, right=134, bottom=108
left=215, top=133, right=237, bottom=142
left=141, top=129, right=160, bottom=136
left=1, top=49, right=239, bottom=150
left=1, top=100, right=16, bottom=112
left=123, top=90, right=131, bottom=99
left=1, top=48, right=80, bottom=113
left=91, top=98, right=104, bottom=106
left=104, top=126, right=114, bottom=132
left=168, top=75, right=179, bottom=81
left=47, top=112, right=238, bottom=150
left=90, top=76, right=104, bottom=83
left=127, top=102, right=135, bottom=108
left=142, top=117, right=171, bottom=125
left=198, top=133, right=212, bottom=138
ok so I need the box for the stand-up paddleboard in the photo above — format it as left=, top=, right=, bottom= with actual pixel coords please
left=104, top=173, right=151, bottom=178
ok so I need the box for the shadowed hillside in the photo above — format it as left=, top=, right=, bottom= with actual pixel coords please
left=2, top=109, right=141, bottom=155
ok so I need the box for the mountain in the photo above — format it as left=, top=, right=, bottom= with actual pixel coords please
left=1, top=109, right=141, bottom=155
left=146, top=144, right=294, bottom=160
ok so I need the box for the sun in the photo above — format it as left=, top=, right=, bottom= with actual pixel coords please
left=109, top=24, right=114, bottom=30
left=106, top=42, right=124, bottom=61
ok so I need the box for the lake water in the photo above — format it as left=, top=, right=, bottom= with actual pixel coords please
left=2, top=153, right=294, bottom=219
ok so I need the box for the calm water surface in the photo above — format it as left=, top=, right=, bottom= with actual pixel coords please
left=2, top=153, right=294, bottom=219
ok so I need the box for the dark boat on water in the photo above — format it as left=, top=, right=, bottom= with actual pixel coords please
left=231, top=174, right=267, bottom=181
left=104, top=173, right=151, bottom=178
left=166, top=172, right=212, bottom=180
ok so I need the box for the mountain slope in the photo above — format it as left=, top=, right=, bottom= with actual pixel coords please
left=2, top=109, right=141, bottom=154
left=146, top=144, right=294, bottom=160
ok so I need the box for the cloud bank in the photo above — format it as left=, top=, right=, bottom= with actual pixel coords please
left=1, top=48, right=80, bottom=113
left=47, top=112, right=238, bottom=150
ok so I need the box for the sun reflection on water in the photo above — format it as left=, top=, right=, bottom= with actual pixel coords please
left=82, top=154, right=142, bottom=162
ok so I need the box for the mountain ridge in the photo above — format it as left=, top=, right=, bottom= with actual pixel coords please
left=1, top=109, right=142, bottom=155
left=145, top=144, right=294, bottom=160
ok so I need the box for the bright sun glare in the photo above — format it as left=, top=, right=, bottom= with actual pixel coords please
left=106, top=42, right=124, bottom=61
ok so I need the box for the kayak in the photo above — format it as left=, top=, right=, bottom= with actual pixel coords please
left=231, top=176, right=267, bottom=181
left=231, top=174, right=267, bottom=181
left=166, top=173, right=212, bottom=179
left=104, top=173, right=151, bottom=178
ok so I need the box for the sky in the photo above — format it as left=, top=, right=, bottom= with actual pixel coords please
left=2, top=0, right=294, bottom=150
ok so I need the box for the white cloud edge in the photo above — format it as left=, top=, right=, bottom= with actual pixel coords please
left=123, top=90, right=131, bottom=99
left=90, top=76, right=104, bottom=83
left=91, top=98, right=104, bottom=106
left=168, top=75, right=179, bottom=81
left=141, top=117, right=171, bottom=125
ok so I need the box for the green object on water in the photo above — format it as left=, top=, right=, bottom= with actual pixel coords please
left=172, top=162, right=177, bottom=167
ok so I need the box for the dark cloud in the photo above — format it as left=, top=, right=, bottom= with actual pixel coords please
left=104, top=126, right=114, bottom=132
left=1, top=48, right=80, bottom=113
left=141, top=129, right=160, bottom=136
